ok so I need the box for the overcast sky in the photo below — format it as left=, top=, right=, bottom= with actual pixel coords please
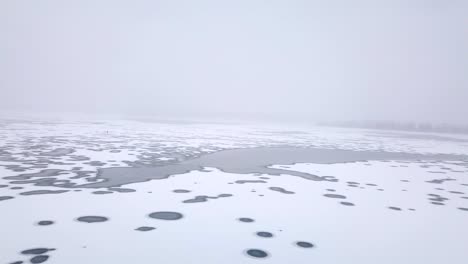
left=1, top=0, right=467, bottom=123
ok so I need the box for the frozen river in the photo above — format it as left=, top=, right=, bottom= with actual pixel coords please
left=1, top=118, right=467, bottom=264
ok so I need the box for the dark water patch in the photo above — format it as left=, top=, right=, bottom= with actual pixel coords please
left=40, top=148, right=74, bottom=156
left=365, top=183, right=378, bottom=186
left=37, top=221, right=54, bottom=226
left=0, top=196, right=14, bottom=201
left=10, top=186, right=23, bottom=190
left=79, top=147, right=466, bottom=188
left=108, top=187, right=135, bottom=193
left=238, top=217, right=254, bottom=223
left=0, top=184, right=8, bottom=188
left=135, top=226, right=156, bottom=231
left=449, top=191, right=464, bottom=194
left=268, top=187, right=295, bottom=194
left=426, top=178, right=456, bottom=184
left=76, top=216, right=108, bottom=223
left=183, top=194, right=232, bottom=203
left=429, top=197, right=448, bottom=202
left=84, top=161, right=106, bottom=166
left=462, top=197, right=468, bottom=199
left=296, top=241, right=314, bottom=248
left=259, top=177, right=270, bottom=179
left=21, top=248, right=55, bottom=255
left=68, top=155, right=90, bottom=161
left=256, top=231, right=273, bottom=238
left=30, top=255, right=49, bottom=264
left=347, top=181, right=360, bottom=185
left=173, top=189, right=191, bottom=193
left=4, top=169, right=93, bottom=188
left=9, top=261, right=23, bottom=264
left=29, top=165, right=48, bottom=169
left=326, top=188, right=335, bottom=192
left=20, top=190, right=69, bottom=196
left=427, top=194, right=449, bottom=203
left=149, top=211, right=183, bottom=220
left=458, top=207, right=468, bottom=211
left=235, top=180, right=267, bottom=184
left=246, top=249, right=268, bottom=258
left=388, top=207, right=402, bottom=211
left=323, top=194, right=346, bottom=199
left=92, top=191, right=113, bottom=195
left=340, top=201, right=355, bottom=206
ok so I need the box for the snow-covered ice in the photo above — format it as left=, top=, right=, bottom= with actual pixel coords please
left=1, top=118, right=467, bottom=264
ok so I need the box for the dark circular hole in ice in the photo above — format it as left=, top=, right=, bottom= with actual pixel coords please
left=246, top=249, right=268, bottom=258
left=238, top=217, right=254, bottom=223
left=0, top=196, right=14, bottom=202
left=149, top=211, right=183, bottom=220
left=21, top=248, right=55, bottom=255
left=76, top=216, right=109, bottom=223
left=37, top=221, right=54, bottom=226
left=173, top=189, right=191, bottom=193
left=92, top=191, right=113, bottom=195
left=135, top=226, right=156, bottom=231
left=323, top=194, right=346, bottom=199
left=256, top=232, right=273, bottom=238
left=30, top=255, right=49, bottom=264
left=296, top=241, right=314, bottom=248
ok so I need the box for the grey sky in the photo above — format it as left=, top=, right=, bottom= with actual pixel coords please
left=1, top=0, right=467, bottom=123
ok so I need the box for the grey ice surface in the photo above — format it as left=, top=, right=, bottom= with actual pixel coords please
left=85, top=147, right=467, bottom=188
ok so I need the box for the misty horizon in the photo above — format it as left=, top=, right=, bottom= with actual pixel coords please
left=1, top=0, right=467, bottom=124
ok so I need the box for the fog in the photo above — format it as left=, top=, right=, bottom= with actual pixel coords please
left=1, top=0, right=467, bottom=124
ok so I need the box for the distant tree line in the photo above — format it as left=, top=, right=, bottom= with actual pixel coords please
left=318, top=120, right=468, bottom=134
